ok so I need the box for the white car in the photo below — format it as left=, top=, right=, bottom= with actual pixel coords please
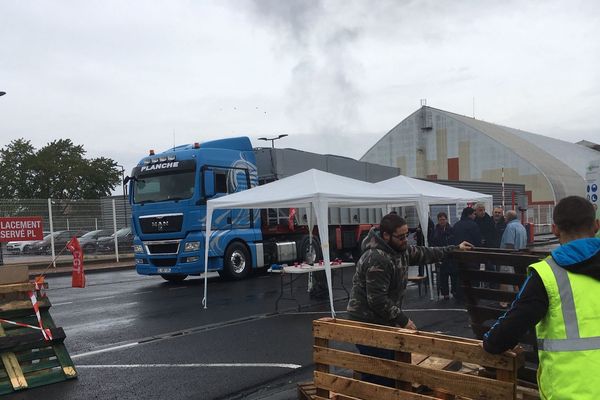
left=6, top=232, right=50, bottom=254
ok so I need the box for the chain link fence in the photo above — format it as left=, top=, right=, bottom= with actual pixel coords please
left=0, top=196, right=132, bottom=263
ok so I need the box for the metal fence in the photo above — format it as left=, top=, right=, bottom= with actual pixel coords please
left=0, top=196, right=132, bottom=263
left=0, top=196, right=130, bottom=232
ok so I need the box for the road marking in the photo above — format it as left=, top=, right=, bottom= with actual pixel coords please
left=72, top=343, right=139, bottom=359
left=53, top=301, right=74, bottom=306
left=71, top=313, right=273, bottom=359
left=132, top=291, right=153, bottom=295
left=77, top=363, right=301, bottom=369
left=91, top=296, right=117, bottom=301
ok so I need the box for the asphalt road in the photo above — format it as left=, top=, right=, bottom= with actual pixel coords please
left=4, top=267, right=473, bottom=400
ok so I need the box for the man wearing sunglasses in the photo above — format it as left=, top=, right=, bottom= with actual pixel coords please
left=347, top=213, right=473, bottom=386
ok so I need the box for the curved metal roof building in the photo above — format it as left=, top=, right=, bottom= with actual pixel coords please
left=360, top=106, right=599, bottom=204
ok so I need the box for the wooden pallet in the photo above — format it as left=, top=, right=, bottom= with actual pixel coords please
left=304, top=317, right=533, bottom=400
left=453, top=249, right=547, bottom=384
left=0, top=282, right=77, bottom=395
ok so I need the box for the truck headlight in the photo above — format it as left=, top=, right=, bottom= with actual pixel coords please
left=184, top=241, right=200, bottom=252
left=134, top=244, right=144, bottom=254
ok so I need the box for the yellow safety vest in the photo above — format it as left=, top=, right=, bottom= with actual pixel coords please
left=530, top=257, right=600, bottom=399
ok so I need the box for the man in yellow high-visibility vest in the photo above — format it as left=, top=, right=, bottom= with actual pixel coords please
left=483, top=196, right=600, bottom=399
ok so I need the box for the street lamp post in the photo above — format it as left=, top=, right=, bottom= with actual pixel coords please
left=258, top=134, right=288, bottom=148
left=116, top=165, right=128, bottom=227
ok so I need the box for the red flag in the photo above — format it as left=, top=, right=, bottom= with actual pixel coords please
left=288, top=208, right=296, bottom=231
left=66, top=236, right=86, bottom=288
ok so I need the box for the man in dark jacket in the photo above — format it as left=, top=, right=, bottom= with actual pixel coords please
left=431, top=212, right=456, bottom=299
left=453, top=207, right=482, bottom=247
left=483, top=196, right=600, bottom=399
left=347, top=213, right=473, bottom=386
left=475, top=203, right=496, bottom=247
left=492, top=207, right=507, bottom=247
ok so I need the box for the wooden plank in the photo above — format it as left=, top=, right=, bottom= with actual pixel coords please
left=453, top=251, right=542, bottom=266
left=314, top=336, right=330, bottom=399
left=324, top=319, right=483, bottom=345
left=313, top=320, right=519, bottom=370
left=16, top=347, right=55, bottom=362
left=0, top=381, right=14, bottom=395
left=0, top=328, right=66, bottom=351
left=21, top=358, right=61, bottom=374
left=0, top=297, right=52, bottom=314
left=466, top=305, right=508, bottom=324
left=0, top=283, right=48, bottom=294
left=52, top=343, right=77, bottom=379
left=21, top=369, right=66, bottom=389
left=314, top=371, right=436, bottom=400
left=417, top=356, right=461, bottom=372
left=314, top=346, right=514, bottom=400
left=394, top=350, right=412, bottom=391
left=517, top=385, right=540, bottom=400
left=0, top=325, right=27, bottom=390
left=465, top=287, right=519, bottom=302
left=457, top=270, right=526, bottom=286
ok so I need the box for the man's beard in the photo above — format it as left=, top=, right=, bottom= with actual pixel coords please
left=388, top=240, right=407, bottom=253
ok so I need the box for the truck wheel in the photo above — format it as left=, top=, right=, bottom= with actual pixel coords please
left=299, top=237, right=322, bottom=265
left=222, top=242, right=251, bottom=280
left=161, top=274, right=188, bottom=283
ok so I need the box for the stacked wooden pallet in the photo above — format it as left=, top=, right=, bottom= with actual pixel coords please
left=300, top=317, right=538, bottom=400
left=453, top=248, right=547, bottom=384
left=0, top=267, right=77, bottom=395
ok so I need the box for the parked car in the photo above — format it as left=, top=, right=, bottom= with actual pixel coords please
left=77, top=229, right=112, bottom=254
left=6, top=231, right=51, bottom=254
left=96, top=227, right=133, bottom=253
left=30, top=230, right=88, bottom=255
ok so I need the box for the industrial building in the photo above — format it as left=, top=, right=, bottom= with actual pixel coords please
left=361, top=106, right=599, bottom=206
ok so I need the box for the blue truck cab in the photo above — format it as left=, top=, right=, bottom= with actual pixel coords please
left=129, top=137, right=262, bottom=282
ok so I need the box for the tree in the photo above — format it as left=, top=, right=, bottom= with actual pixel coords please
left=0, top=138, right=121, bottom=199
left=0, top=139, right=36, bottom=198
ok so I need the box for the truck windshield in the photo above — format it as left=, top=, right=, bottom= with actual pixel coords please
left=133, top=171, right=195, bottom=204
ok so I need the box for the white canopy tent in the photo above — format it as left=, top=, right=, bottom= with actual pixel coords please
left=203, top=169, right=423, bottom=317
left=375, top=175, right=493, bottom=244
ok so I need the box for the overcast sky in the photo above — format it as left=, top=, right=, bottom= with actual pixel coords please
left=1, top=0, right=599, bottom=177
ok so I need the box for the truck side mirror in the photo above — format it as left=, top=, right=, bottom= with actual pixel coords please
left=204, top=170, right=215, bottom=198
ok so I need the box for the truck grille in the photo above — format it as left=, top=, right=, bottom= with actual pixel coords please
left=151, top=258, right=178, bottom=267
left=145, top=241, right=180, bottom=255
left=139, top=214, right=183, bottom=234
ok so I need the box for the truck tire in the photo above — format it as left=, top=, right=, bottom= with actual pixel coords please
left=221, top=242, right=251, bottom=280
left=161, top=274, right=188, bottom=282
left=299, top=237, right=322, bottom=265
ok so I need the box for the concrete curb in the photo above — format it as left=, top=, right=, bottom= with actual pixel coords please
left=28, top=262, right=136, bottom=278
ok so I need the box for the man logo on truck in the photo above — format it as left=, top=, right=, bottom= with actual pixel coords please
left=151, top=220, right=169, bottom=231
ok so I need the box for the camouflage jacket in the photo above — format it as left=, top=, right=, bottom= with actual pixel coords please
left=346, top=227, right=456, bottom=327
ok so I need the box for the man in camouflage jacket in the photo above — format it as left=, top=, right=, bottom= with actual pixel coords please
left=347, top=213, right=472, bottom=329
left=346, top=213, right=472, bottom=386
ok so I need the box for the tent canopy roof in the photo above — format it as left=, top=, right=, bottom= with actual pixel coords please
left=207, top=169, right=422, bottom=210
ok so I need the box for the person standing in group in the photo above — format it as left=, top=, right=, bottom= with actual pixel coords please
left=431, top=212, right=457, bottom=300
left=493, top=207, right=507, bottom=247
left=475, top=203, right=496, bottom=248
left=347, top=213, right=473, bottom=386
left=453, top=207, right=482, bottom=247
left=483, top=196, right=600, bottom=399
left=500, top=210, right=528, bottom=250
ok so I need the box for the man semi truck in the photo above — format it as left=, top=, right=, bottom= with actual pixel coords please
left=128, top=137, right=399, bottom=282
